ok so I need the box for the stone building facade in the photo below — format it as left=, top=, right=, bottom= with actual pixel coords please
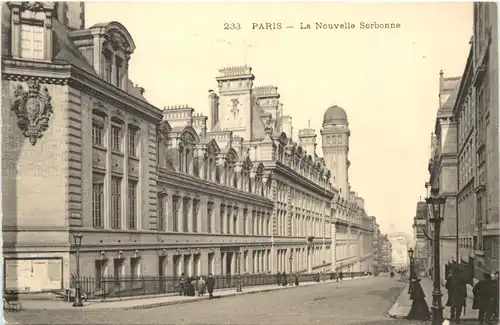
left=448, top=2, right=499, bottom=279
left=379, top=235, right=392, bottom=272
left=413, top=201, right=429, bottom=276
left=471, top=1, right=499, bottom=278
left=428, top=71, right=461, bottom=281
left=1, top=2, right=373, bottom=293
left=426, top=2, right=498, bottom=282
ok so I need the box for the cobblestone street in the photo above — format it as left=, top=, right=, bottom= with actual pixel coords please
left=4, top=276, right=439, bottom=325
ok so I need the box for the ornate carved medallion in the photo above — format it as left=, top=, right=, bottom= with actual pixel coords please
left=11, top=80, right=53, bottom=145
left=230, top=98, right=239, bottom=116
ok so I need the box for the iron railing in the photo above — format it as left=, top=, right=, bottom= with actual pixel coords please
left=70, top=272, right=367, bottom=300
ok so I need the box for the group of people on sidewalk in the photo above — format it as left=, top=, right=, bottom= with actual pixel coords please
left=276, top=272, right=299, bottom=286
left=405, top=268, right=499, bottom=324
left=178, top=273, right=215, bottom=299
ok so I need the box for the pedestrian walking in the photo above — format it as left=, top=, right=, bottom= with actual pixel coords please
left=445, top=267, right=467, bottom=324
left=197, top=276, right=206, bottom=297
left=179, top=273, right=186, bottom=296
left=405, top=277, right=431, bottom=321
left=281, top=271, right=288, bottom=286
left=276, top=272, right=281, bottom=286
left=493, top=271, right=499, bottom=320
left=473, top=273, right=496, bottom=324
left=294, top=273, right=299, bottom=286
left=206, top=273, right=215, bottom=299
left=339, top=270, right=343, bottom=280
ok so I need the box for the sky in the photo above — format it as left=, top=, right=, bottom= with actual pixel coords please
left=85, top=1, right=473, bottom=235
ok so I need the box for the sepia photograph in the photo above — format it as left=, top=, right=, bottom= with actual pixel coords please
left=1, top=1, right=498, bottom=325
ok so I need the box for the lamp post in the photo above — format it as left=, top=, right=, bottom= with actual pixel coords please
left=236, top=251, right=242, bottom=292
left=408, top=247, right=415, bottom=279
left=425, top=188, right=447, bottom=325
left=73, top=233, right=84, bottom=307
left=289, top=255, right=293, bottom=286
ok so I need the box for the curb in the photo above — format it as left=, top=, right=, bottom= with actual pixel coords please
left=129, top=276, right=373, bottom=310
left=19, top=276, right=372, bottom=311
left=129, top=283, right=308, bottom=310
left=387, top=283, right=409, bottom=319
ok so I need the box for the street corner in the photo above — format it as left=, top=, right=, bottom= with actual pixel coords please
left=387, top=303, right=409, bottom=319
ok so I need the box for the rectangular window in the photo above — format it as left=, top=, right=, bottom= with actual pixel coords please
left=92, top=181, right=104, bottom=228
left=111, top=125, right=121, bottom=151
left=115, top=56, right=123, bottom=88
left=92, top=124, right=104, bottom=146
left=157, top=194, right=165, bottom=231
left=130, top=257, right=140, bottom=278
left=128, top=128, right=138, bottom=157
left=233, top=208, right=238, bottom=234
left=172, top=197, right=179, bottom=232
left=128, top=180, right=137, bottom=230
left=111, top=177, right=121, bottom=229
left=20, top=24, right=44, bottom=59
left=220, top=205, right=225, bottom=234
left=192, top=199, right=199, bottom=233
left=207, top=202, right=213, bottom=233
left=182, top=198, right=189, bottom=232
left=104, top=51, right=112, bottom=83
left=243, top=209, right=248, bottom=235
left=114, top=258, right=124, bottom=285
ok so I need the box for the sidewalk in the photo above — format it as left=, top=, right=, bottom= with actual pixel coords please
left=388, top=277, right=477, bottom=321
left=19, top=276, right=371, bottom=311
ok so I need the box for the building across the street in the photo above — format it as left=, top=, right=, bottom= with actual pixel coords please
left=425, top=2, right=498, bottom=282
left=379, top=235, right=392, bottom=272
left=1, top=1, right=377, bottom=294
left=388, top=233, right=410, bottom=270
left=413, top=201, right=429, bottom=277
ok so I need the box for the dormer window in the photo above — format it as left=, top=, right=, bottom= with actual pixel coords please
left=104, top=50, right=113, bottom=83
left=20, top=23, right=44, bottom=59
left=9, top=2, right=55, bottom=60
left=115, top=57, right=123, bottom=88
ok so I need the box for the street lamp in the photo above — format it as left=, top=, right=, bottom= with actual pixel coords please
left=73, top=232, right=84, bottom=307
left=425, top=188, right=447, bottom=325
left=289, top=255, right=293, bottom=286
left=236, top=251, right=242, bottom=292
left=408, top=247, right=415, bottom=279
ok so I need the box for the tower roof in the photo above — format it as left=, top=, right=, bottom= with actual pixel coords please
left=323, top=105, right=348, bottom=125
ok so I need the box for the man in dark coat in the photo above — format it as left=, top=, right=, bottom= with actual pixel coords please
left=339, top=271, right=344, bottom=280
left=445, top=268, right=468, bottom=324
left=473, top=273, right=496, bottom=324
left=493, top=271, right=499, bottom=320
left=179, top=273, right=186, bottom=296
left=206, top=273, right=215, bottom=299
left=281, top=271, right=288, bottom=286
left=276, top=272, right=281, bottom=286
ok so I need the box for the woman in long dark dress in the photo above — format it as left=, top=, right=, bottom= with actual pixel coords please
left=406, top=277, right=431, bottom=321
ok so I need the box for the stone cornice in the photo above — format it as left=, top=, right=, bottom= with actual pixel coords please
left=158, top=169, right=274, bottom=208
left=263, top=160, right=335, bottom=200
left=2, top=57, right=163, bottom=123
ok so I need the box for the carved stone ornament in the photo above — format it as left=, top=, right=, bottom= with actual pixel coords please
left=11, top=80, right=53, bottom=145
left=21, top=1, right=44, bottom=11
left=109, top=31, right=127, bottom=51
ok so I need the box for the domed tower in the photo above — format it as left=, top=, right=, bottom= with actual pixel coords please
left=320, top=105, right=351, bottom=198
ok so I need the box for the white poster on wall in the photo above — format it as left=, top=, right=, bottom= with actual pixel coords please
left=4, top=259, right=62, bottom=292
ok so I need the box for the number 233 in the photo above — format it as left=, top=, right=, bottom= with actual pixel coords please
left=224, top=23, right=241, bottom=30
